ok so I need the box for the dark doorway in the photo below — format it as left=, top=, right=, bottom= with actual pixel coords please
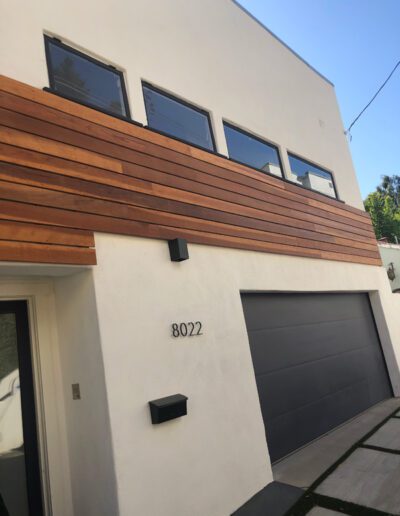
left=0, top=301, right=44, bottom=515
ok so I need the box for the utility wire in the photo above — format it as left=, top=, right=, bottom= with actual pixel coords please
left=346, top=58, right=400, bottom=138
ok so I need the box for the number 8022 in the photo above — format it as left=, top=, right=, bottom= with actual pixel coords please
left=172, top=322, right=203, bottom=337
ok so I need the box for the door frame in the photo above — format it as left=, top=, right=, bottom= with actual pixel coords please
left=0, top=277, right=74, bottom=516
left=0, top=300, right=44, bottom=515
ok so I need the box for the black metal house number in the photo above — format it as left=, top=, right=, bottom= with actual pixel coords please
left=171, top=322, right=203, bottom=337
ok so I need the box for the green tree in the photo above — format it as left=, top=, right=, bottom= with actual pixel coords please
left=377, top=175, right=400, bottom=209
left=364, top=175, right=400, bottom=242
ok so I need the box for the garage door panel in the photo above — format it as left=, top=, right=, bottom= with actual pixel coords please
left=242, top=293, right=370, bottom=332
left=248, top=319, right=374, bottom=375
left=256, top=351, right=367, bottom=422
left=266, top=379, right=371, bottom=461
left=241, top=292, right=392, bottom=462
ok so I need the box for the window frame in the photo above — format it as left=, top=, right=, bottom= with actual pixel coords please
left=286, top=151, right=339, bottom=200
left=223, top=121, right=284, bottom=178
left=142, top=81, right=217, bottom=153
left=44, top=35, right=131, bottom=120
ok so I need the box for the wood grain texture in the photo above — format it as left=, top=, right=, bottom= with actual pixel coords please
left=0, top=74, right=380, bottom=266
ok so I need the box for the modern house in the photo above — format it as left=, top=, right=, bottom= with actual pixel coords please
left=1, top=1, right=400, bottom=515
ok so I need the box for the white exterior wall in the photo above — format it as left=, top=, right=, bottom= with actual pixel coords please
left=54, top=272, right=119, bottom=516
left=1, top=0, right=362, bottom=209
left=91, top=233, right=400, bottom=516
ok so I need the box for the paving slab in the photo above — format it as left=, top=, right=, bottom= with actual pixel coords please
left=365, top=417, right=400, bottom=450
left=307, top=508, right=346, bottom=516
left=315, top=447, right=400, bottom=514
left=232, top=481, right=303, bottom=516
left=273, top=398, right=400, bottom=489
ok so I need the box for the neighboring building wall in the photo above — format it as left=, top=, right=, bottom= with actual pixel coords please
left=91, top=233, right=400, bottom=516
left=379, top=243, right=400, bottom=292
left=1, top=0, right=363, bottom=209
left=300, top=171, right=336, bottom=198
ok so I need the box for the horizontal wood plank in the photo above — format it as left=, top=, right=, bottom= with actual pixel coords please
left=0, top=144, right=377, bottom=249
left=0, top=200, right=380, bottom=266
left=0, top=220, right=94, bottom=247
left=0, top=75, right=368, bottom=218
left=0, top=74, right=380, bottom=266
left=0, top=104, right=371, bottom=231
left=0, top=129, right=374, bottom=240
left=0, top=175, right=378, bottom=259
left=0, top=240, right=96, bottom=265
left=0, top=93, right=370, bottom=225
left=0, top=160, right=378, bottom=250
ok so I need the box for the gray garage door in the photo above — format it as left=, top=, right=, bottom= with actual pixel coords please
left=241, top=292, right=392, bottom=463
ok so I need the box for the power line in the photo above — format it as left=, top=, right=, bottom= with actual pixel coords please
left=346, top=58, right=400, bottom=139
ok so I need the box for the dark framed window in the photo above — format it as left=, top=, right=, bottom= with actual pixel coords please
left=142, top=82, right=215, bottom=151
left=44, top=35, right=130, bottom=119
left=287, top=153, right=337, bottom=198
left=223, top=122, right=283, bottom=177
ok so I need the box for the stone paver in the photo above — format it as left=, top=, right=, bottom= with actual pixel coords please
left=307, top=508, right=346, bottom=516
left=365, top=418, right=400, bottom=450
left=273, top=398, right=400, bottom=489
left=316, top=447, right=400, bottom=514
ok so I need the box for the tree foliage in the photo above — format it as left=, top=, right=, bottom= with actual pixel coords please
left=364, top=175, right=400, bottom=242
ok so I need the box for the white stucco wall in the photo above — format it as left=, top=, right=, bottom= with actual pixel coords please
left=90, top=233, right=400, bottom=516
left=54, top=271, right=119, bottom=516
left=0, top=0, right=362, bottom=209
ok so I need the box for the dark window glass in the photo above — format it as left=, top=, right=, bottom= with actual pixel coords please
left=143, top=84, right=215, bottom=151
left=288, top=154, right=337, bottom=198
left=223, top=123, right=282, bottom=177
left=45, top=36, right=129, bottom=118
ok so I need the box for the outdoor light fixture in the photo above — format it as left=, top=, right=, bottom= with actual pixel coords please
left=149, top=394, right=188, bottom=424
left=168, top=238, right=189, bottom=262
left=387, top=262, right=396, bottom=281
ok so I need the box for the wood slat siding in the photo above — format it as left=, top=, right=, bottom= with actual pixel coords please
left=0, top=74, right=381, bottom=266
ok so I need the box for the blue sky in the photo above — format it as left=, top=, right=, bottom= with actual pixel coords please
left=238, top=0, right=400, bottom=200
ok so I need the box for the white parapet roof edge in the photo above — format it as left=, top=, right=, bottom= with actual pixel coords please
left=231, top=0, right=334, bottom=87
left=378, top=243, right=400, bottom=249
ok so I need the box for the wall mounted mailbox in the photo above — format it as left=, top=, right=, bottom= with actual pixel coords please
left=149, top=394, right=188, bottom=424
left=168, top=238, right=189, bottom=262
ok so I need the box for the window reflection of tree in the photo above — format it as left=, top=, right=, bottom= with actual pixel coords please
left=53, top=57, right=90, bottom=101
left=53, top=57, right=124, bottom=115
left=109, top=99, right=122, bottom=115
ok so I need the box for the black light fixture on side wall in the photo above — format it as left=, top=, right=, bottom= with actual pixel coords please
left=168, top=238, right=189, bottom=262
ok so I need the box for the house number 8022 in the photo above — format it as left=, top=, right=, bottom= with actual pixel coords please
left=171, top=322, right=203, bottom=337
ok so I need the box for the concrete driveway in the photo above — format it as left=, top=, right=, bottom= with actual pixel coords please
left=276, top=398, right=400, bottom=515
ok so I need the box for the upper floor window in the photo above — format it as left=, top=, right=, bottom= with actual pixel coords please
left=223, top=123, right=282, bottom=177
left=142, top=83, right=215, bottom=151
left=287, top=153, right=337, bottom=198
left=44, top=36, right=130, bottom=118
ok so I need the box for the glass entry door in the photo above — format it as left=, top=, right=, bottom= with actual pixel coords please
left=0, top=302, right=43, bottom=516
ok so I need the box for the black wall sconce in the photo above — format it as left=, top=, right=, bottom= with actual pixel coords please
left=149, top=394, right=188, bottom=424
left=168, top=238, right=189, bottom=262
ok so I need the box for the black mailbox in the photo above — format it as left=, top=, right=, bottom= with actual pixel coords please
left=149, top=394, right=188, bottom=424
left=168, top=238, right=189, bottom=262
